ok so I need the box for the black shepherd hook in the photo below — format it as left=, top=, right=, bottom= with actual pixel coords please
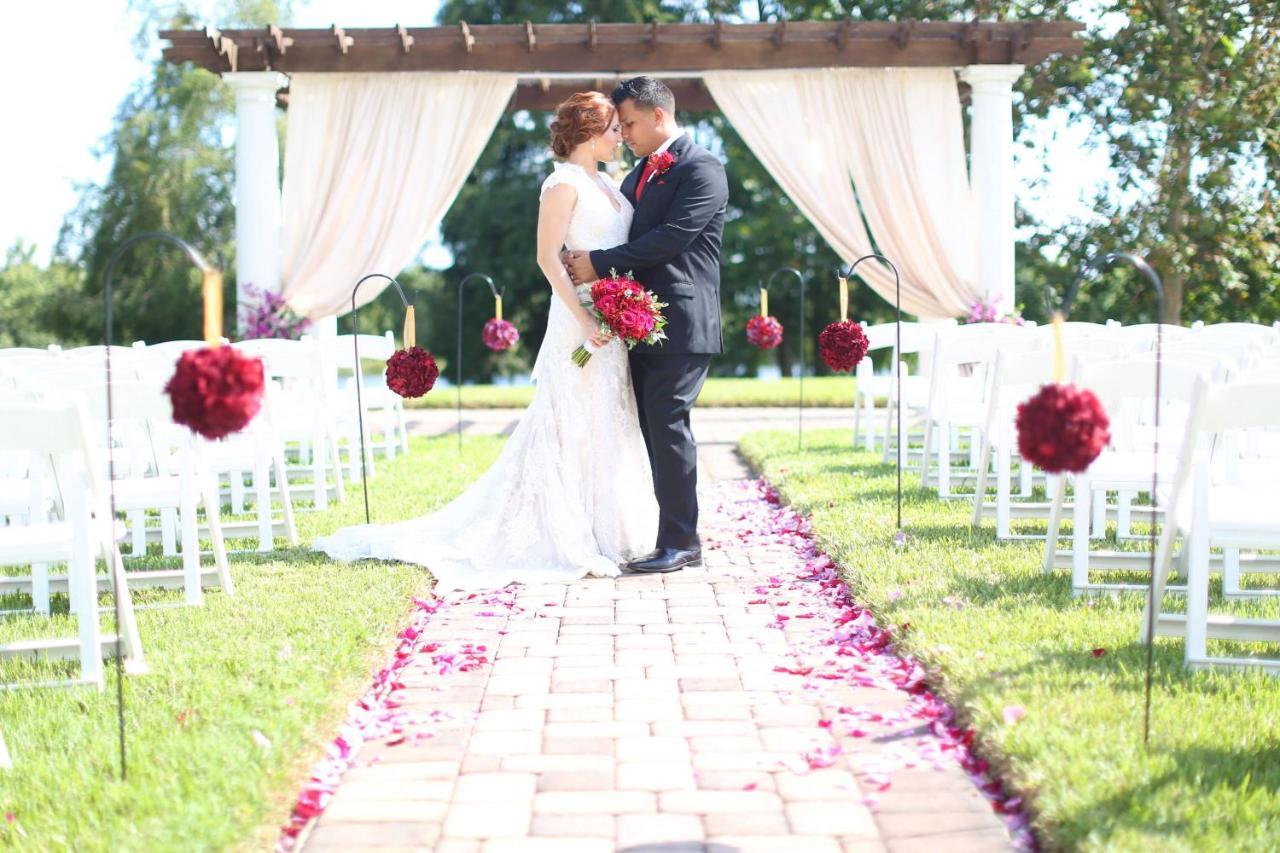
left=840, top=253, right=903, bottom=535
left=103, top=231, right=219, bottom=781
left=766, top=267, right=807, bottom=448
left=456, top=272, right=502, bottom=451
left=350, top=274, right=412, bottom=525
left=1052, top=251, right=1165, bottom=746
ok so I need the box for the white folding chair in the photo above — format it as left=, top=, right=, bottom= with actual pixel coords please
left=1142, top=378, right=1280, bottom=671
left=233, top=339, right=346, bottom=511
left=852, top=323, right=896, bottom=452
left=1041, top=358, right=1207, bottom=595
left=0, top=401, right=146, bottom=689
left=971, top=349, right=1060, bottom=538
left=917, top=324, right=1034, bottom=498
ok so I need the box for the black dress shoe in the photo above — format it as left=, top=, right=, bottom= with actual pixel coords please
left=625, top=547, right=702, bottom=574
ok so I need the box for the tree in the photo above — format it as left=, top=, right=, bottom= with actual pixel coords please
left=49, top=1, right=295, bottom=346
left=0, top=242, right=86, bottom=348
left=1020, top=1, right=1280, bottom=324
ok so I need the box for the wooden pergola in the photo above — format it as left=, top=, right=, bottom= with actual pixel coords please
left=160, top=19, right=1083, bottom=319
left=163, top=21, right=1082, bottom=111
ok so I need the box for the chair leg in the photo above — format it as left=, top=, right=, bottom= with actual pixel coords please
left=1184, top=520, right=1211, bottom=665
left=1222, top=547, right=1242, bottom=599
left=179, top=453, right=204, bottom=606
left=254, top=445, right=274, bottom=552
left=327, top=426, right=347, bottom=503
left=311, top=423, right=328, bottom=510
left=971, top=435, right=992, bottom=528
left=1018, top=456, right=1033, bottom=497
left=107, top=544, right=147, bottom=675
left=274, top=446, right=299, bottom=546
left=201, top=473, right=234, bottom=597
left=1043, top=477, right=1065, bottom=574
left=937, top=421, right=952, bottom=498
left=1072, top=475, right=1092, bottom=593
left=32, top=563, right=50, bottom=615
left=161, top=508, right=178, bottom=556
left=881, top=398, right=896, bottom=464
left=71, top=519, right=102, bottom=688
left=230, top=470, right=246, bottom=515
left=129, top=510, right=146, bottom=555
left=396, top=402, right=409, bottom=456
left=1117, top=491, right=1134, bottom=538
left=919, top=420, right=933, bottom=489
left=995, top=441, right=1011, bottom=538
left=1091, top=488, right=1107, bottom=539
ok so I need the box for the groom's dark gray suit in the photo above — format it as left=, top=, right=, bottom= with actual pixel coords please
left=589, top=133, right=729, bottom=550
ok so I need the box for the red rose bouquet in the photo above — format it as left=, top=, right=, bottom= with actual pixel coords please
left=746, top=315, right=784, bottom=350
left=165, top=345, right=265, bottom=440
left=1015, top=382, right=1110, bottom=473
left=482, top=318, right=519, bottom=352
left=818, top=320, right=870, bottom=373
left=571, top=270, right=668, bottom=367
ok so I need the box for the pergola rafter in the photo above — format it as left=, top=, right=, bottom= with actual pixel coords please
left=163, top=21, right=1082, bottom=111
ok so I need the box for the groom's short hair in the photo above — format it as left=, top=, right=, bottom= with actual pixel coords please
left=611, top=76, right=675, bottom=113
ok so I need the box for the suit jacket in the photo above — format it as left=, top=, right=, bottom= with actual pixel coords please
left=589, top=134, right=728, bottom=355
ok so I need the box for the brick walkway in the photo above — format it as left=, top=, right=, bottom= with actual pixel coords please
left=295, top=446, right=1013, bottom=853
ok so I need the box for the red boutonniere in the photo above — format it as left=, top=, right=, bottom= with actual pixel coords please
left=648, top=151, right=676, bottom=178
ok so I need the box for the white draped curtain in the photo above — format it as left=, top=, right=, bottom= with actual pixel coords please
left=704, top=68, right=980, bottom=319
left=280, top=72, right=517, bottom=319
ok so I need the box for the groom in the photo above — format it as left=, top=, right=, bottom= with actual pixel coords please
left=565, top=76, right=729, bottom=574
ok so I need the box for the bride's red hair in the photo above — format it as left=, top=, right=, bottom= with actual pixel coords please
left=549, top=92, right=614, bottom=158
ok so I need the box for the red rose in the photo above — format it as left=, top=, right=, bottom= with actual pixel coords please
left=746, top=315, right=784, bottom=350
left=1015, top=382, right=1110, bottom=473
left=617, top=307, right=656, bottom=340
left=649, top=151, right=676, bottom=175
left=481, top=318, right=519, bottom=352
left=165, top=346, right=265, bottom=440
left=385, top=347, right=440, bottom=398
left=818, top=320, right=870, bottom=373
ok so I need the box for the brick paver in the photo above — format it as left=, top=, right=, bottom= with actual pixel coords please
left=296, top=444, right=1014, bottom=852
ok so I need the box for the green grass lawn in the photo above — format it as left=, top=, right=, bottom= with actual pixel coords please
left=407, top=374, right=859, bottom=409
left=739, top=429, right=1280, bottom=852
left=0, top=435, right=504, bottom=850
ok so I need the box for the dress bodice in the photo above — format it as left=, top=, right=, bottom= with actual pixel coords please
left=540, top=162, right=633, bottom=253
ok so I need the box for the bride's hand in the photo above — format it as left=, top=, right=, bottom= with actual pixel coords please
left=578, top=315, right=612, bottom=349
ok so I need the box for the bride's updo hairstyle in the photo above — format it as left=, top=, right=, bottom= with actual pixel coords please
left=549, top=92, right=614, bottom=158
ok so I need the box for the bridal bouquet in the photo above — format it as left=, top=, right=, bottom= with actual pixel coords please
left=571, top=270, right=668, bottom=367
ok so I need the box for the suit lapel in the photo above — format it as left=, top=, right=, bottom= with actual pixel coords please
left=622, top=157, right=647, bottom=206
left=634, top=134, right=694, bottom=210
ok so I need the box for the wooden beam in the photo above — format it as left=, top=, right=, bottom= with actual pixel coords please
left=160, top=21, right=1085, bottom=74
left=509, top=79, right=717, bottom=112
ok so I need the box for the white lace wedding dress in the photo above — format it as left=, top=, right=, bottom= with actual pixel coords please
left=315, top=162, right=658, bottom=590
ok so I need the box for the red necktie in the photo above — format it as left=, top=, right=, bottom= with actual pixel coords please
left=634, top=158, right=657, bottom=202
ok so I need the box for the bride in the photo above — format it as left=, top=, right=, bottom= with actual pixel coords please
left=315, top=92, right=658, bottom=590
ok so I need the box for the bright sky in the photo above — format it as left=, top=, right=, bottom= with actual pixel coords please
left=1, top=1, right=1110, bottom=268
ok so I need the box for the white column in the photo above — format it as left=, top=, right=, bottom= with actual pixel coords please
left=223, top=72, right=287, bottom=306
left=961, top=64, right=1024, bottom=312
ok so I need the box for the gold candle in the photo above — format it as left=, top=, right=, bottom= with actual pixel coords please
left=495, top=294, right=503, bottom=322
left=759, top=288, right=768, bottom=317
left=838, top=276, right=849, bottom=322
left=201, top=269, right=223, bottom=346
left=403, top=305, right=417, bottom=350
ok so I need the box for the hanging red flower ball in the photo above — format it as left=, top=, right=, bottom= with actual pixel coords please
left=746, top=315, right=784, bottom=350
left=818, top=320, right=869, bottom=373
left=164, top=346, right=265, bottom=440
left=481, top=318, right=520, bottom=352
left=385, top=347, right=440, bottom=399
left=1015, top=382, right=1111, bottom=473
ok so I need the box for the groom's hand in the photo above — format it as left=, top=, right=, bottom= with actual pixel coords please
left=563, top=250, right=599, bottom=285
